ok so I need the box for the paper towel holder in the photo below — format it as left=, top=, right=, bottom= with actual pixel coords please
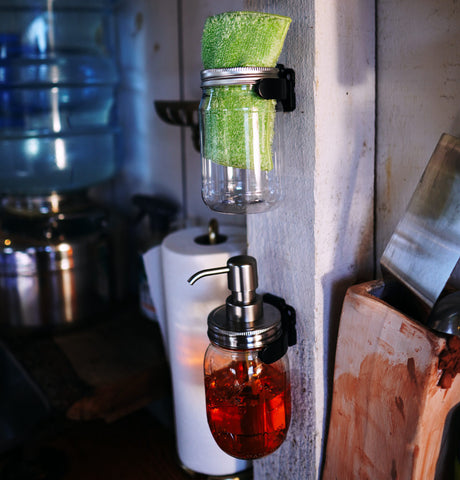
left=194, top=219, right=227, bottom=246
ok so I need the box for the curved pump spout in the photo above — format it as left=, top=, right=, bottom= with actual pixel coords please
left=188, top=255, right=259, bottom=306
left=187, top=266, right=230, bottom=285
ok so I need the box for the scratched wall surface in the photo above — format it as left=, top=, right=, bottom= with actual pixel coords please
left=112, top=1, right=182, bottom=213
left=376, top=0, right=460, bottom=266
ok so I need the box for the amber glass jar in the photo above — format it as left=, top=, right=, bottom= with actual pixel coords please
left=204, top=343, right=291, bottom=460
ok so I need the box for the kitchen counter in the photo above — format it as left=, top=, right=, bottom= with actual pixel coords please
left=0, top=409, right=191, bottom=480
left=3, top=304, right=170, bottom=420
left=0, top=304, right=190, bottom=479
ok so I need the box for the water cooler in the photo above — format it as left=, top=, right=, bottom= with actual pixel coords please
left=0, top=0, right=119, bottom=329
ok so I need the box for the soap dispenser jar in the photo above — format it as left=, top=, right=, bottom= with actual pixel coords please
left=189, top=255, right=296, bottom=460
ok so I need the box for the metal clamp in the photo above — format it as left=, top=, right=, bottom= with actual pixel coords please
left=258, top=293, right=297, bottom=364
left=254, top=64, right=296, bottom=112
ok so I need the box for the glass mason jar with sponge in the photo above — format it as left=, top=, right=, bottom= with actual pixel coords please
left=200, top=67, right=284, bottom=214
left=199, top=11, right=292, bottom=215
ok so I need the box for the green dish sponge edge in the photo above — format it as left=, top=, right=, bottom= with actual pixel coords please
left=202, top=11, right=292, bottom=69
left=201, top=11, right=291, bottom=171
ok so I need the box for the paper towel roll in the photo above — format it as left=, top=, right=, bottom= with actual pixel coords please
left=143, top=245, right=167, bottom=350
left=144, top=225, right=249, bottom=476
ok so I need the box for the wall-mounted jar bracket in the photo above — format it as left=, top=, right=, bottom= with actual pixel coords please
left=258, top=293, right=297, bottom=364
left=154, top=100, right=200, bottom=151
left=254, top=64, right=296, bottom=112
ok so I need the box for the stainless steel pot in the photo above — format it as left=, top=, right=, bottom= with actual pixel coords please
left=0, top=205, right=110, bottom=330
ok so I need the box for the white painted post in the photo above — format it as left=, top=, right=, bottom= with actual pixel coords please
left=245, top=1, right=376, bottom=478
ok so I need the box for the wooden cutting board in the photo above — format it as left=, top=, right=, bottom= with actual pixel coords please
left=322, top=281, right=460, bottom=480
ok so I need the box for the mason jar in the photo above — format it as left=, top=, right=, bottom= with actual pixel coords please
left=199, top=67, right=284, bottom=214
left=204, top=343, right=291, bottom=460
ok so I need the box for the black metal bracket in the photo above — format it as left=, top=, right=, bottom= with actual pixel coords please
left=258, top=293, right=297, bottom=365
left=254, top=64, right=296, bottom=112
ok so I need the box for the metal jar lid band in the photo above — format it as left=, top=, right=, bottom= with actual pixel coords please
left=207, top=302, right=282, bottom=350
left=200, top=64, right=296, bottom=112
left=200, top=66, right=280, bottom=87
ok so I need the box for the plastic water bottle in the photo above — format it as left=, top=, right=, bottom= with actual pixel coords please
left=0, top=0, right=119, bottom=196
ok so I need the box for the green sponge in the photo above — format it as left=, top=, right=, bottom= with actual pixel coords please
left=202, top=11, right=292, bottom=69
left=201, top=11, right=291, bottom=171
left=201, top=85, right=277, bottom=170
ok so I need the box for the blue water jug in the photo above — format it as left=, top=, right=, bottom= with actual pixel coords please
left=0, top=0, right=119, bottom=195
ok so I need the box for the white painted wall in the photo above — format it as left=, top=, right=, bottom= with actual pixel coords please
left=376, top=0, right=460, bottom=266
left=113, top=0, right=182, bottom=212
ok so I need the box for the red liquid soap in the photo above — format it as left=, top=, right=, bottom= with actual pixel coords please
left=205, top=357, right=291, bottom=460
